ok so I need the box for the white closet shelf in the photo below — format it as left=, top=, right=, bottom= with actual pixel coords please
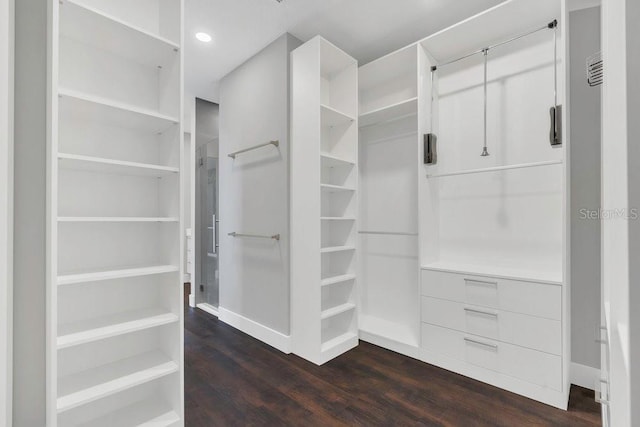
left=321, top=303, right=356, bottom=320
left=57, top=265, right=179, bottom=286
left=57, top=308, right=179, bottom=349
left=75, top=399, right=180, bottom=427
left=320, top=217, right=356, bottom=221
left=419, top=0, right=558, bottom=62
left=321, top=332, right=358, bottom=353
left=58, top=88, right=179, bottom=134
left=359, top=315, right=419, bottom=347
left=60, top=0, right=179, bottom=68
left=57, top=350, right=179, bottom=413
left=320, top=183, right=356, bottom=193
left=421, top=260, right=562, bottom=285
left=321, top=274, right=356, bottom=287
left=320, top=246, right=356, bottom=254
left=321, top=105, right=356, bottom=127
left=359, top=97, right=418, bottom=128
left=58, top=217, right=179, bottom=223
left=58, top=153, right=179, bottom=177
left=320, top=153, right=356, bottom=168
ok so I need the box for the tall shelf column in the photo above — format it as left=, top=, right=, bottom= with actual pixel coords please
left=291, top=36, right=359, bottom=365
left=48, top=1, right=184, bottom=425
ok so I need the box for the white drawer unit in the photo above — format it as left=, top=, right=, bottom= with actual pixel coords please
left=420, top=266, right=568, bottom=409
left=421, top=269, right=562, bottom=321
left=421, top=323, right=562, bottom=391
left=421, top=296, right=562, bottom=355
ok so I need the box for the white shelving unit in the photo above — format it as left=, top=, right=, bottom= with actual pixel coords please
left=357, top=43, right=422, bottom=358
left=291, top=36, right=359, bottom=365
left=48, top=0, right=184, bottom=425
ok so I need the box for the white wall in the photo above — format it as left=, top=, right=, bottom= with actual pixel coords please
left=601, top=0, right=638, bottom=424
left=219, top=34, right=301, bottom=337
left=569, top=6, right=601, bottom=371
left=13, top=0, right=47, bottom=425
left=0, top=0, right=14, bottom=424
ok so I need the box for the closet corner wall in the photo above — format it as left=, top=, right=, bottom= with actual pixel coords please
left=47, top=1, right=184, bottom=425
left=290, top=36, right=360, bottom=365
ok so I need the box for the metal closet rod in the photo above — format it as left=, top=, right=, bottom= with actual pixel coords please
left=431, top=20, right=557, bottom=71
left=228, top=232, right=281, bottom=241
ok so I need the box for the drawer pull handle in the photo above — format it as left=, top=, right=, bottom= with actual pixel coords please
left=463, top=278, right=498, bottom=287
left=464, top=337, right=498, bottom=350
left=464, top=308, right=498, bottom=318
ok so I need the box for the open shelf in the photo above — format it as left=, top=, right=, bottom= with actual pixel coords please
left=58, top=265, right=179, bottom=286
left=359, top=97, right=418, bottom=128
left=321, top=274, right=356, bottom=287
left=320, top=303, right=356, bottom=320
left=58, top=217, right=179, bottom=223
left=419, top=0, right=559, bottom=62
left=321, top=153, right=355, bottom=168
left=57, top=308, right=179, bottom=349
left=58, top=88, right=179, bottom=133
left=321, top=104, right=356, bottom=127
left=321, top=332, right=358, bottom=353
left=359, top=315, right=419, bottom=347
left=59, top=0, right=179, bottom=68
left=59, top=153, right=178, bottom=177
left=57, top=351, right=178, bottom=413
left=75, top=399, right=180, bottom=427
left=421, top=260, right=562, bottom=285
left=320, top=183, right=356, bottom=193
left=320, top=246, right=356, bottom=254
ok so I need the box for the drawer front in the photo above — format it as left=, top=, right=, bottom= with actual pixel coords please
left=421, top=296, right=561, bottom=355
left=422, top=323, right=562, bottom=391
left=421, top=269, right=561, bottom=320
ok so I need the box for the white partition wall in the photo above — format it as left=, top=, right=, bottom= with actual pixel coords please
left=1, top=0, right=13, bottom=423
left=47, top=1, right=184, bottom=425
left=291, top=36, right=359, bottom=365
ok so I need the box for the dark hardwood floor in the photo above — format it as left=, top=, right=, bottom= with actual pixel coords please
left=184, top=289, right=601, bottom=426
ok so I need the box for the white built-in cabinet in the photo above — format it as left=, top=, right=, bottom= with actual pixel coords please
left=291, top=37, right=359, bottom=365
left=48, top=1, right=184, bottom=425
left=354, top=0, right=570, bottom=409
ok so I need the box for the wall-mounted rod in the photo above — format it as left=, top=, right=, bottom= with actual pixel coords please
left=358, top=231, right=418, bottom=236
left=431, top=20, right=557, bottom=71
left=228, top=232, right=280, bottom=241
left=426, top=160, right=563, bottom=178
left=228, top=140, right=279, bottom=159
left=481, top=48, right=489, bottom=157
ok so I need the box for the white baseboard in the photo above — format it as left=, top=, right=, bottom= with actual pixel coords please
left=570, top=362, right=600, bottom=390
left=196, top=303, right=219, bottom=318
left=188, top=293, right=196, bottom=308
left=218, top=307, right=291, bottom=354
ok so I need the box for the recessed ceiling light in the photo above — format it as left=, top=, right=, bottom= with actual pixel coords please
left=196, top=32, right=212, bottom=43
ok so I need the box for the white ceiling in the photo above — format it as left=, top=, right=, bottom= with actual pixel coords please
left=185, top=0, right=506, bottom=102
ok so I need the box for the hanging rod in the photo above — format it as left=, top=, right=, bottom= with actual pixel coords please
left=359, top=231, right=418, bottom=236
left=228, top=140, right=279, bottom=159
left=228, top=232, right=280, bottom=241
left=426, top=160, right=562, bottom=178
left=431, top=20, right=557, bottom=71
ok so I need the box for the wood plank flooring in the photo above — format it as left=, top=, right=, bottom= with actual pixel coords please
left=184, top=292, right=601, bottom=426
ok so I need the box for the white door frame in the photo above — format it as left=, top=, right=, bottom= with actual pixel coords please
left=0, top=0, right=14, bottom=424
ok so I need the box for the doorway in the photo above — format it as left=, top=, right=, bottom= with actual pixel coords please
left=193, top=98, right=220, bottom=315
